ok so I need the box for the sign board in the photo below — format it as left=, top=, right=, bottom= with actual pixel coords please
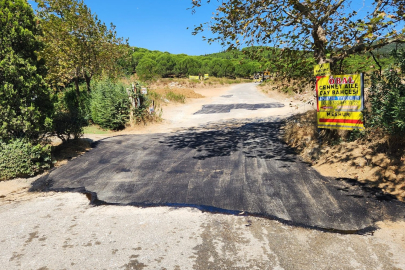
left=316, top=74, right=364, bottom=130
left=141, top=87, right=147, bottom=95
left=204, top=74, right=209, bottom=79
left=189, top=75, right=199, bottom=80
left=314, top=63, right=331, bottom=76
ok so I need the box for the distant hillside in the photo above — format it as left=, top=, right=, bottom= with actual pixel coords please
left=374, top=42, right=405, bottom=55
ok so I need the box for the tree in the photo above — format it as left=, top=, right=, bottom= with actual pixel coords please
left=136, top=57, right=157, bottom=81
left=209, top=58, right=223, bottom=77
left=192, top=0, right=405, bottom=65
left=179, top=57, right=202, bottom=76
left=200, top=58, right=212, bottom=74
left=173, top=55, right=187, bottom=76
left=156, top=54, right=176, bottom=77
left=35, top=0, right=128, bottom=94
left=0, top=0, right=53, bottom=141
left=222, top=59, right=235, bottom=77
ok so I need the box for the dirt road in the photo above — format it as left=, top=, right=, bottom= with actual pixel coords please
left=1, top=83, right=405, bottom=269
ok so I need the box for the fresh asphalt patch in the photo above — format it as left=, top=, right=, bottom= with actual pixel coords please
left=32, top=118, right=405, bottom=233
left=193, top=103, right=285, bottom=114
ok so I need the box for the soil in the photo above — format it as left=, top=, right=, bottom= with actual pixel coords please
left=281, top=109, right=405, bottom=201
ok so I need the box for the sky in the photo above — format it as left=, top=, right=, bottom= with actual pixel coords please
left=28, top=0, right=403, bottom=56
left=28, top=0, right=224, bottom=56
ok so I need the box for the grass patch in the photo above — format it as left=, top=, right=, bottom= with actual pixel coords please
left=83, top=125, right=112, bottom=134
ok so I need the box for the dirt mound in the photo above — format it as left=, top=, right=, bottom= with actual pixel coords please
left=152, top=87, right=204, bottom=99
left=283, top=110, right=405, bottom=201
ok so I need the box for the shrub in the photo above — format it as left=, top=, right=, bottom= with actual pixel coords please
left=0, top=138, right=52, bottom=180
left=53, top=110, right=86, bottom=142
left=365, top=49, right=405, bottom=135
left=90, top=79, right=130, bottom=130
left=53, top=86, right=89, bottom=142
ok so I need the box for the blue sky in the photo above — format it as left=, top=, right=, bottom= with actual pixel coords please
left=28, top=0, right=224, bottom=56
left=28, top=1, right=403, bottom=56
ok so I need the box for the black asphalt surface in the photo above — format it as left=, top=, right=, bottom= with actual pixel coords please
left=33, top=119, right=405, bottom=232
left=194, top=103, right=285, bottom=114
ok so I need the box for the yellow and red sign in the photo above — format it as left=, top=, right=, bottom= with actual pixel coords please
left=316, top=74, right=364, bottom=130
left=314, top=63, right=331, bottom=76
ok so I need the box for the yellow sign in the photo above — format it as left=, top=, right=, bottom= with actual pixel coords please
left=314, top=63, right=331, bottom=76
left=189, top=75, right=199, bottom=80
left=316, top=74, right=364, bottom=130
left=204, top=74, right=209, bottom=79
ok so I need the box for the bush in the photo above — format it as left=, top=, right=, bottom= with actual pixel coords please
left=365, top=49, right=405, bottom=135
left=90, top=79, right=130, bottom=130
left=53, top=86, right=89, bottom=142
left=0, top=139, right=52, bottom=180
left=53, top=110, right=86, bottom=142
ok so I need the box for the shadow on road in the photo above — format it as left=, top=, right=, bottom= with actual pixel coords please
left=29, top=118, right=405, bottom=234
left=160, top=120, right=296, bottom=161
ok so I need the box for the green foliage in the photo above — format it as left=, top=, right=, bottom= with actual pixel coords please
left=156, top=54, right=176, bottom=77
left=53, top=111, right=86, bottom=142
left=36, top=0, right=128, bottom=92
left=192, top=0, right=405, bottom=65
left=136, top=57, right=157, bottom=81
left=0, top=0, right=54, bottom=141
left=53, top=85, right=89, bottom=142
left=90, top=78, right=130, bottom=130
left=178, top=57, right=201, bottom=76
left=0, top=138, right=51, bottom=180
left=365, top=49, right=405, bottom=135
left=392, top=49, right=405, bottom=73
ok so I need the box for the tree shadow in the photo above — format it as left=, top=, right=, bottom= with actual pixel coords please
left=335, top=177, right=398, bottom=202
left=160, top=120, right=297, bottom=162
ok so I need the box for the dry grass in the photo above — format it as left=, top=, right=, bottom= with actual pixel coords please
left=51, top=139, right=92, bottom=167
left=147, top=77, right=250, bottom=105
left=283, top=110, right=405, bottom=201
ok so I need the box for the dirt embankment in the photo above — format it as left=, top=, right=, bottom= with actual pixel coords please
left=282, top=110, right=405, bottom=201
left=258, top=83, right=405, bottom=201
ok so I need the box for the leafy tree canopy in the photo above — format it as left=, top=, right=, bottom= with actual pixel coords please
left=35, top=0, right=129, bottom=93
left=192, top=0, right=405, bottom=64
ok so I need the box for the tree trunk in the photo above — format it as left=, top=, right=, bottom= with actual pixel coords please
left=312, top=24, right=328, bottom=65
left=84, top=72, right=92, bottom=93
left=74, top=76, right=80, bottom=100
left=74, top=68, right=83, bottom=108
